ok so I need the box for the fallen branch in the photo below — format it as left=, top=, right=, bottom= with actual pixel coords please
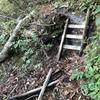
left=0, top=14, right=16, bottom=20
left=8, top=79, right=59, bottom=100
left=0, top=10, right=35, bottom=62
left=38, top=68, right=52, bottom=100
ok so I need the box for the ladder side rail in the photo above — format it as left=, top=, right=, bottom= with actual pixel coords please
left=79, top=9, right=90, bottom=55
left=57, top=19, right=69, bottom=61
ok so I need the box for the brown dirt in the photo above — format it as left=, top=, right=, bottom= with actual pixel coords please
left=0, top=4, right=91, bottom=100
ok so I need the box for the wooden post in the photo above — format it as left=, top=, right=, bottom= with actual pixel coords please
left=79, top=9, right=90, bottom=55
left=57, top=19, right=69, bottom=61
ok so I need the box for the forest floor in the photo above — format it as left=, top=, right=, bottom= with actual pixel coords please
left=0, top=3, right=92, bottom=100
left=0, top=48, right=90, bottom=100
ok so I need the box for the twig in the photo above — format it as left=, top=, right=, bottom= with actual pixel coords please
left=30, top=22, right=56, bottom=27
left=42, top=49, right=50, bottom=60
left=7, top=84, right=18, bottom=100
left=37, top=68, right=52, bottom=100
left=8, top=79, right=59, bottom=100
left=0, top=15, right=16, bottom=20
left=25, top=95, right=38, bottom=100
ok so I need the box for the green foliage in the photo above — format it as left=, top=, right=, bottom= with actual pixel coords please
left=0, top=0, right=14, bottom=15
left=11, top=32, right=39, bottom=64
left=8, top=0, right=35, bottom=15
left=93, top=5, right=100, bottom=15
left=10, top=31, right=52, bottom=72
left=71, top=31, right=100, bottom=100
left=79, top=0, right=97, bottom=12
left=1, top=20, right=15, bottom=33
left=79, top=0, right=100, bottom=20
left=0, top=33, right=8, bottom=44
left=53, top=0, right=99, bottom=13
left=0, top=0, right=36, bottom=17
left=71, top=69, right=84, bottom=80
left=41, top=44, right=53, bottom=50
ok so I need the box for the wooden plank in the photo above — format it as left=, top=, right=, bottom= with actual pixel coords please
left=37, top=68, right=52, bottom=100
left=57, top=19, right=69, bottom=61
left=79, top=9, right=90, bottom=55
left=63, top=45, right=81, bottom=50
left=68, top=24, right=85, bottom=29
left=66, top=34, right=83, bottom=39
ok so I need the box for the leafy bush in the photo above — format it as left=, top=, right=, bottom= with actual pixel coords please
left=79, top=0, right=97, bottom=12
left=79, top=0, right=100, bottom=20
left=71, top=17, right=100, bottom=100
left=0, top=33, right=9, bottom=45
left=1, top=20, right=15, bottom=33
left=0, top=0, right=34, bottom=17
left=11, top=32, right=39, bottom=59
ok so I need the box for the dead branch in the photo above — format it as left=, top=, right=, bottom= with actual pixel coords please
left=37, top=68, right=52, bottom=100
left=57, top=18, right=69, bottom=61
left=0, top=15, right=16, bottom=20
left=8, top=79, right=59, bottom=100
left=0, top=11, right=35, bottom=62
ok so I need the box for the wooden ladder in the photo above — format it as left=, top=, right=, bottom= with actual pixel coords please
left=57, top=9, right=90, bottom=61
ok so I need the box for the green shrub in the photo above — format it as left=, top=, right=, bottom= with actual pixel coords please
left=79, top=0, right=97, bottom=11
left=71, top=22, right=100, bottom=100
left=71, top=5, right=100, bottom=99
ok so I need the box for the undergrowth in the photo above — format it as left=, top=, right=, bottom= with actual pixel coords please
left=0, top=0, right=100, bottom=98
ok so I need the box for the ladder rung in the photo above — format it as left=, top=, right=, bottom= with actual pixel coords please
left=66, top=34, right=83, bottom=39
left=68, top=24, right=85, bottom=29
left=63, top=45, right=81, bottom=50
